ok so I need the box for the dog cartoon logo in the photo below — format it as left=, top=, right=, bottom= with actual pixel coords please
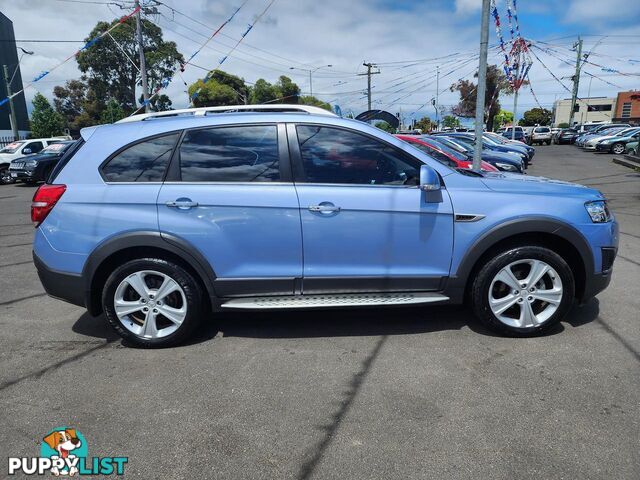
left=40, top=428, right=87, bottom=476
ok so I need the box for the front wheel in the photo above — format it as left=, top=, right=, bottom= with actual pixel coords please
left=102, top=258, right=204, bottom=347
left=471, top=246, right=575, bottom=336
left=0, top=166, right=15, bottom=185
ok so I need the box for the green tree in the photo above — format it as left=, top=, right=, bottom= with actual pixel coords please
left=249, top=78, right=279, bottom=104
left=30, top=93, right=65, bottom=138
left=149, top=94, right=172, bottom=112
left=493, top=109, right=513, bottom=129
left=558, top=122, right=570, bottom=128
left=188, top=70, right=248, bottom=107
left=442, top=115, right=461, bottom=128
left=53, top=77, right=106, bottom=130
left=519, top=108, right=553, bottom=126
left=100, top=99, right=126, bottom=124
left=414, top=116, right=432, bottom=132
left=375, top=121, right=395, bottom=133
left=450, top=65, right=510, bottom=131
left=76, top=17, right=183, bottom=112
left=275, top=75, right=301, bottom=102
left=299, top=95, right=331, bottom=111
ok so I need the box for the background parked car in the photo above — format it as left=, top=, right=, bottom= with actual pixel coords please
left=502, top=126, right=528, bottom=143
left=556, top=128, right=579, bottom=144
left=594, top=129, right=640, bottom=155
left=433, top=133, right=525, bottom=172
left=425, top=135, right=525, bottom=173
left=530, top=126, right=552, bottom=145
left=396, top=135, right=499, bottom=172
left=8, top=141, right=76, bottom=184
left=0, top=137, right=71, bottom=185
left=625, top=140, right=638, bottom=155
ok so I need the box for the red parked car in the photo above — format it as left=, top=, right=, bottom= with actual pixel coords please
left=395, top=135, right=498, bottom=172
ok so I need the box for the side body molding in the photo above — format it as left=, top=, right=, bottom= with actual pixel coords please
left=445, top=217, right=595, bottom=303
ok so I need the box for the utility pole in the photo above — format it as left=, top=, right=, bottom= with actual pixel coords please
left=568, top=36, right=583, bottom=127
left=2, top=65, right=19, bottom=140
left=511, top=61, right=520, bottom=140
left=135, top=0, right=150, bottom=113
left=435, top=65, right=440, bottom=130
left=359, top=62, right=380, bottom=111
left=473, top=0, right=491, bottom=171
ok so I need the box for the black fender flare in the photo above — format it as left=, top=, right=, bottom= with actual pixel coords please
left=445, top=217, right=594, bottom=302
left=82, top=231, right=218, bottom=314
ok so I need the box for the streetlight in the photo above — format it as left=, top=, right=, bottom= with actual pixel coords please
left=289, top=64, right=332, bottom=98
left=3, top=47, right=34, bottom=140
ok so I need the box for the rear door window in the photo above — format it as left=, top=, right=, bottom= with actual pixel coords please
left=178, top=125, right=280, bottom=182
left=101, top=133, right=180, bottom=182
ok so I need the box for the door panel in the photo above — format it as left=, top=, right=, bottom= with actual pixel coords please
left=290, top=123, right=454, bottom=294
left=157, top=124, right=302, bottom=296
left=295, top=184, right=454, bottom=292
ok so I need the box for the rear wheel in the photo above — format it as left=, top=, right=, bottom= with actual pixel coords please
left=103, top=258, right=204, bottom=347
left=471, top=246, right=575, bottom=336
left=611, top=143, right=625, bottom=155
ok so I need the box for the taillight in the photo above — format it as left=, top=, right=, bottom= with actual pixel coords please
left=31, top=184, right=66, bottom=227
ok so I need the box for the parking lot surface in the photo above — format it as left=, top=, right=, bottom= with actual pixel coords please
left=1, top=145, right=638, bottom=479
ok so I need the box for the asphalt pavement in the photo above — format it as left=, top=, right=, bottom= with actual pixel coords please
left=0, top=144, right=638, bottom=479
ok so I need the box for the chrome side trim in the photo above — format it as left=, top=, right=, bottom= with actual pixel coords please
left=455, top=213, right=486, bottom=222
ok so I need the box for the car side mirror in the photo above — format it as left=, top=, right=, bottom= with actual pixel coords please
left=23, top=148, right=32, bottom=154
left=419, top=165, right=440, bottom=192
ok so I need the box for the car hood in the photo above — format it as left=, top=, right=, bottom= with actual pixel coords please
left=480, top=173, right=604, bottom=198
left=10, top=153, right=58, bottom=164
left=478, top=150, right=522, bottom=163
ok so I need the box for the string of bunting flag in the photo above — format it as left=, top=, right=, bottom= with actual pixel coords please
left=133, top=0, right=250, bottom=113
left=189, top=0, right=277, bottom=105
left=0, top=5, right=141, bottom=108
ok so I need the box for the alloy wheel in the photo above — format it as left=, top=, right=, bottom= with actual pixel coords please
left=488, top=259, right=563, bottom=328
left=114, top=270, right=187, bottom=339
left=612, top=143, right=625, bottom=155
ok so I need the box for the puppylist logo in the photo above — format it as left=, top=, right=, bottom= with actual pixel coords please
left=8, top=427, right=128, bottom=476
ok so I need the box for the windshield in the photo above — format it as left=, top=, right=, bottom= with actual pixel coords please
left=0, top=141, right=26, bottom=154
left=485, top=133, right=509, bottom=144
left=429, top=136, right=472, bottom=154
left=423, top=138, right=468, bottom=161
left=600, top=127, right=627, bottom=136
left=39, top=142, right=71, bottom=155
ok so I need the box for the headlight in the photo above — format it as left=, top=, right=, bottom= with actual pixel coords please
left=585, top=200, right=611, bottom=223
left=495, top=162, right=517, bottom=172
left=25, top=160, right=38, bottom=167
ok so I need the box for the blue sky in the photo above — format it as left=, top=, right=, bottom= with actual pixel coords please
left=3, top=0, right=639, bottom=121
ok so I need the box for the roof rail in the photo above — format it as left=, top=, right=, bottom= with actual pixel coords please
left=116, top=104, right=337, bottom=123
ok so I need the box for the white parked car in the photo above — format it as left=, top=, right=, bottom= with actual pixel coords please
left=530, top=126, right=552, bottom=145
left=0, top=137, right=70, bottom=184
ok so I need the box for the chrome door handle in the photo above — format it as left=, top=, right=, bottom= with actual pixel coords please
left=308, top=204, right=340, bottom=214
left=166, top=199, right=198, bottom=209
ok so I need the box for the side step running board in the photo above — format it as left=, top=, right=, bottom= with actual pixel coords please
left=221, top=292, right=449, bottom=309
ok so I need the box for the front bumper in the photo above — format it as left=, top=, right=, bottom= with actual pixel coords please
left=33, top=252, right=86, bottom=308
left=8, top=168, right=35, bottom=180
left=595, top=144, right=612, bottom=152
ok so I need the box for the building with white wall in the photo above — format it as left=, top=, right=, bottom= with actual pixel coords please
left=552, top=97, right=616, bottom=127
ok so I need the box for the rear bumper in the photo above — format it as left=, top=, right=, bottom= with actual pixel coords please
left=33, top=251, right=86, bottom=308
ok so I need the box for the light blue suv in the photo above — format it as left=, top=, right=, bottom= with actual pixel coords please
left=32, top=105, right=619, bottom=347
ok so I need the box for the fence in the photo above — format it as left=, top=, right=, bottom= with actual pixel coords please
left=0, top=135, right=27, bottom=148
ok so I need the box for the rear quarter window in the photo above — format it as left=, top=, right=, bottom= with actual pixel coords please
left=101, top=133, right=180, bottom=182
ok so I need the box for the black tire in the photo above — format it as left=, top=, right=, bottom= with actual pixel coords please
left=471, top=246, right=575, bottom=336
left=102, top=258, right=204, bottom=347
left=0, top=166, right=15, bottom=185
